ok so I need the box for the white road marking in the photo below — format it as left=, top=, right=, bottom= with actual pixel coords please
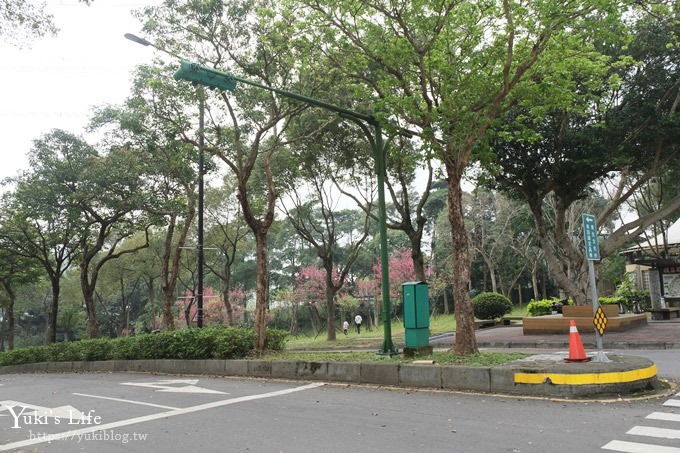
left=627, top=426, right=680, bottom=439
left=647, top=412, right=680, bottom=423
left=120, top=378, right=227, bottom=394
left=72, top=393, right=179, bottom=410
left=663, top=399, right=680, bottom=408
left=602, top=440, right=680, bottom=452
left=0, top=382, right=324, bottom=451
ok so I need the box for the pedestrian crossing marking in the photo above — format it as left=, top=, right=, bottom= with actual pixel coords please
left=602, top=397, right=680, bottom=452
left=603, top=440, right=680, bottom=452
left=647, top=412, right=680, bottom=423
left=627, top=425, right=680, bottom=439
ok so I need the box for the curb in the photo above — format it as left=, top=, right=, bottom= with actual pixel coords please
left=0, top=354, right=659, bottom=398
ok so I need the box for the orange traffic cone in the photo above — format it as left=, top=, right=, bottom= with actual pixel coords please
left=565, top=320, right=590, bottom=362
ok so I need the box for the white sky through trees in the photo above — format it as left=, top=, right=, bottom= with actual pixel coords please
left=0, top=0, right=161, bottom=181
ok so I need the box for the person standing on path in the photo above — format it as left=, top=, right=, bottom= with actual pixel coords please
left=343, top=320, right=349, bottom=335
left=354, top=314, right=362, bottom=334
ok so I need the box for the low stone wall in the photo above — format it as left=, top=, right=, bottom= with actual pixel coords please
left=0, top=355, right=659, bottom=398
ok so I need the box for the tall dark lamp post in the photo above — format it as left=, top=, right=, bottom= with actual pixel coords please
left=126, top=34, right=396, bottom=354
left=196, top=88, right=205, bottom=328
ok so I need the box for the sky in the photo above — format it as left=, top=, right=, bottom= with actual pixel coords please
left=0, top=0, right=163, bottom=182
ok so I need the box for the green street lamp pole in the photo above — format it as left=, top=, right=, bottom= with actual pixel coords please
left=125, top=34, right=396, bottom=354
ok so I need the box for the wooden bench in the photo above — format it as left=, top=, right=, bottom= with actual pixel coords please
left=501, top=316, right=523, bottom=325
left=650, top=307, right=680, bottom=321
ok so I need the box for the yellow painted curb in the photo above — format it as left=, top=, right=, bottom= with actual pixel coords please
left=514, top=364, right=658, bottom=385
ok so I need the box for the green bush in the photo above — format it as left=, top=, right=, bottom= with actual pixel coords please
left=615, top=279, right=651, bottom=312
left=0, top=327, right=287, bottom=366
left=212, top=328, right=257, bottom=359
left=526, top=299, right=554, bottom=316
left=471, top=292, right=512, bottom=320
left=265, top=329, right=288, bottom=351
left=599, top=297, right=620, bottom=305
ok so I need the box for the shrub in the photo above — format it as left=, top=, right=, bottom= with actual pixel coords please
left=526, top=299, right=554, bottom=316
left=212, top=328, right=257, bottom=359
left=74, top=339, right=113, bottom=361
left=110, top=336, right=138, bottom=360
left=599, top=297, right=620, bottom=305
left=471, top=292, right=512, bottom=320
left=265, top=329, right=288, bottom=351
left=615, top=279, right=651, bottom=312
left=0, top=327, right=288, bottom=366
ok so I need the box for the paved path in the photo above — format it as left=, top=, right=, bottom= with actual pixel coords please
left=437, top=320, right=680, bottom=349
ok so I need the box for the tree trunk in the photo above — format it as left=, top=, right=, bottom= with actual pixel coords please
left=161, top=290, right=176, bottom=330
left=530, top=202, right=588, bottom=305
left=489, top=264, right=498, bottom=293
left=222, top=272, right=234, bottom=326
left=289, top=302, right=299, bottom=336
left=532, top=267, right=540, bottom=301
left=184, top=296, right=195, bottom=327
left=146, top=277, right=158, bottom=330
left=0, top=310, right=4, bottom=352
left=46, top=278, right=60, bottom=344
left=443, top=288, right=450, bottom=315
left=517, top=284, right=523, bottom=308
left=446, top=163, right=477, bottom=355
left=80, top=265, right=100, bottom=339
left=308, top=302, right=322, bottom=335
left=3, top=282, right=16, bottom=350
left=253, top=231, right=269, bottom=351
left=410, top=236, right=427, bottom=282
left=325, top=270, right=338, bottom=341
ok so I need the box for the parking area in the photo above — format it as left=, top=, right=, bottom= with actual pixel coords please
left=0, top=373, right=322, bottom=452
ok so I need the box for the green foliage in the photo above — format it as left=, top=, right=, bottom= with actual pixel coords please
left=526, top=299, right=555, bottom=316
left=598, top=297, right=620, bottom=305
left=471, top=292, right=512, bottom=320
left=615, top=279, right=651, bottom=311
left=0, top=327, right=288, bottom=366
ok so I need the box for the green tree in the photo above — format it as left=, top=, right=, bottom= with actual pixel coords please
left=491, top=15, right=680, bottom=304
left=1, top=130, right=86, bottom=343
left=204, top=180, right=251, bottom=326
left=140, top=0, right=320, bottom=350
left=0, top=232, right=40, bottom=349
left=92, top=65, right=202, bottom=331
left=70, top=144, right=154, bottom=338
left=282, top=189, right=371, bottom=341
left=290, top=0, right=628, bottom=354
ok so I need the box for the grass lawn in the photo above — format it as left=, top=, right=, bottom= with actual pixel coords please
left=279, top=307, right=530, bottom=366
left=260, top=350, right=528, bottom=366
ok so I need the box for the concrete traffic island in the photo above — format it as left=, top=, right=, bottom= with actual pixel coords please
left=505, top=353, right=659, bottom=397
left=0, top=352, right=660, bottom=399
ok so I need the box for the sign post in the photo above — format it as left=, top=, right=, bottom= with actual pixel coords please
left=582, top=214, right=610, bottom=362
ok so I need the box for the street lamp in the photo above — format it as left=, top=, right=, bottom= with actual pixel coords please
left=126, top=33, right=397, bottom=354
left=124, top=34, right=207, bottom=328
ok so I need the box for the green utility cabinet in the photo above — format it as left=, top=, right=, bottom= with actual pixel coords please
left=402, top=281, right=430, bottom=348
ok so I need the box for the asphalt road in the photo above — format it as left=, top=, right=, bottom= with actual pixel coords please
left=1, top=371, right=679, bottom=453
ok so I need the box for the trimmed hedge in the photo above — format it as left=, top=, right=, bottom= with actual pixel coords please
left=471, top=292, right=513, bottom=320
left=526, top=298, right=571, bottom=316
left=0, top=327, right=287, bottom=367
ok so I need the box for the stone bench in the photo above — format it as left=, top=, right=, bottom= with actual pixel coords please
left=650, top=307, right=680, bottom=321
